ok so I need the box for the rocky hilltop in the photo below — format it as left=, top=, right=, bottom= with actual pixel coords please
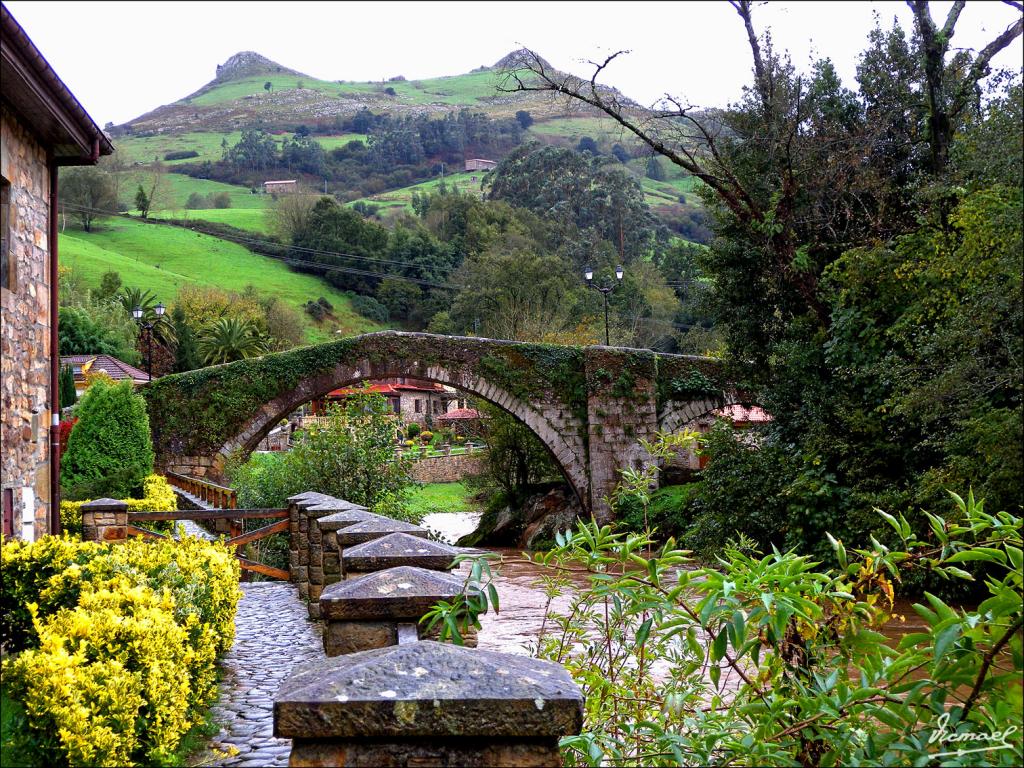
left=214, top=51, right=304, bottom=82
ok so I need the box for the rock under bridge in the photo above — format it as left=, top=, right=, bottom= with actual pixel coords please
left=143, top=331, right=739, bottom=522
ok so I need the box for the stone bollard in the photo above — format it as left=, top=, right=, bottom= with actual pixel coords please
left=287, top=493, right=428, bottom=617
left=274, top=641, right=584, bottom=768
left=80, top=498, right=128, bottom=542
left=341, top=532, right=458, bottom=579
left=319, top=566, right=475, bottom=655
left=288, top=493, right=359, bottom=613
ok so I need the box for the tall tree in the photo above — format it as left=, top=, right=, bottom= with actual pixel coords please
left=61, top=167, right=117, bottom=232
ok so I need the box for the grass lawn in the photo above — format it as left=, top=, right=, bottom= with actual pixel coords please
left=148, top=206, right=270, bottom=234
left=406, top=482, right=478, bottom=516
left=59, top=217, right=384, bottom=343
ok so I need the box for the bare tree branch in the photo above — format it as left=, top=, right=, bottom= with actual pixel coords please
left=951, top=14, right=1024, bottom=116
left=942, top=0, right=967, bottom=38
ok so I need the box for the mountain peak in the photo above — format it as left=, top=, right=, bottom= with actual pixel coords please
left=493, top=48, right=553, bottom=72
left=215, top=51, right=303, bottom=81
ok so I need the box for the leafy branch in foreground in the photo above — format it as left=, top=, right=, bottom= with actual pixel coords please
left=427, top=433, right=1022, bottom=766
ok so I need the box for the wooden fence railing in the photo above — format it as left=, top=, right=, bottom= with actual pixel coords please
left=126, top=508, right=290, bottom=580
left=166, top=472, right=237, bottom=509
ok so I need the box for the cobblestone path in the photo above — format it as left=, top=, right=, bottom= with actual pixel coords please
left=189, top=582, right=321, bottom=767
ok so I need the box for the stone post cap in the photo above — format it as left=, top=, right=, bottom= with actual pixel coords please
left=306, top=499, right=370, bottom=514
left=342, top=532, right=458, bottom=572
left=80, top=498, right=129, bottom=511
left=335, top=518, right=428, bottom=547
left=288, top=491, right=341, bottom=506
left=273, top=641, right=584, bottom=739
left=320, top=566, right=468, bottom=620
left=312, top=508, right=377, bottom=532
left=287, top=491, right=326, bottom=502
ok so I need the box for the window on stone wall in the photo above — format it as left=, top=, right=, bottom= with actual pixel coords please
left=1, top=177, right=12, bottom=291
left=414, top=399, right=422, bottom=413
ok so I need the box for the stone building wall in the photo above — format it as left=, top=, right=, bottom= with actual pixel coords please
left=1, top=106, right=52, bottom=541
left=398, top=390, right=449, bottom=427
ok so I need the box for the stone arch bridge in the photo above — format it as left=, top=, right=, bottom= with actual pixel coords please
left=143, top=332, right=740, bottom=522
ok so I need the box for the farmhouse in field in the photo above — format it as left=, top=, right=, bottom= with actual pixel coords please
left=263, top=179, right=297, bottom=193
left=464, top=158, right=496, bottom=172
left=1, top=4, right=113, bottom=540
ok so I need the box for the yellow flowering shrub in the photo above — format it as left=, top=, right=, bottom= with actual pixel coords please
left=0, top=535, right=242, bottom=767
left=60, top=473, right=178, bottom=536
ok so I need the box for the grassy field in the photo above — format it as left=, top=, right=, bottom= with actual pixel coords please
left=0, top=689, right=26, bottom=767
left=114, top=131, right=367, bottom=166
left=115, top=171, right=272, bottom=233
left=187, top=74, right=353, bottom=105
left=185, top=68, right=511, bottom=109
left=350, top=171, right=485, bottom=215
left=147, top=207, right=269, bottom=233
left=119, top=171, right=270, bottom=209
left=59, top=217, right=384, bottom=343
left=529, top=115, right=634, bottom=144
left=406, top=482, right=478, bottom=516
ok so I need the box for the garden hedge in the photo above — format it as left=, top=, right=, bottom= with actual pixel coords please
left=0, top=535, right=241, bottom=766
left=59, top=474, right=178, bottom=536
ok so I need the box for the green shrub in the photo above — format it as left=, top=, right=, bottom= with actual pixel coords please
left=210, top=192, right=231, bottom=209
left=304, top=300, right=326, bottom=321
left=436, top=481, right=1024, bottom=767
left=406, top=422, right=421, bottom=439
left=0, top=535, right=241, bottom=766
left=228, top=393, right=413, bottom=510
left=184, top=192, right=207, bottom=209
left=349, top=293, right=389, bottom=323
left=60, top=379, right=154, bottom=500
left=615, top=483, right=701, bottom=537
left=164, top=150, right=199, bottom=161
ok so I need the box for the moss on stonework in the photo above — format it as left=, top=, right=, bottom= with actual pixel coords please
left=654, top=355, right=725, bottom=409
left=143, top=332, right=726, bottom=466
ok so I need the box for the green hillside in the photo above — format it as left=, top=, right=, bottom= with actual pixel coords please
left=115, top=132, right=366, bottom=167
left=349, top=171, right=484, bottom=216
left=59, top=217, right=384, bottom=343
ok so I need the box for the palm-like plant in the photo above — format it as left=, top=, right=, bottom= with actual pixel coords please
left=117, top=286, right=177, bottom=346
left=197, top=317, right=267, bottom=365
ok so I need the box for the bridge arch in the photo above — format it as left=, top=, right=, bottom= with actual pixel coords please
left=143, top=331, right=729, bottom=520
left=222, top=359, right=590, bottom=507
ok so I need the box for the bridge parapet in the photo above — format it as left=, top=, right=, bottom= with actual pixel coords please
left=144, top=332, right=730, bottom=518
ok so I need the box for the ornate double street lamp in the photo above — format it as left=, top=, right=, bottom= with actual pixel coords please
left=132, top=302, right=165, bottom=381
left=584, top=265, right=624, bottom=346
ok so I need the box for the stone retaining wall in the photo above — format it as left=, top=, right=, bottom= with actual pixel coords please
left=409, top=451, right=487, bottom=483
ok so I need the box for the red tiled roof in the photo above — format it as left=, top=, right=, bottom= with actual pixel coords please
left=714, top=404, right=772, bottom=424
left=437, top=408, right=483, bottom=421
left=61, top=355, right=149, bottom=383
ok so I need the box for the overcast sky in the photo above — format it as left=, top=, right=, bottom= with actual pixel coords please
left=6, top=1, right=1022, bottom=126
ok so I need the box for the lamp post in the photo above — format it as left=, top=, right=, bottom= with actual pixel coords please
left=132, top=302, right=165, bottom=381
left=584, top=265, right=624, bottom=346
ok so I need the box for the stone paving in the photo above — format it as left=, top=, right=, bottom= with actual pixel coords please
left=189, top=582, right=321, bottom=767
